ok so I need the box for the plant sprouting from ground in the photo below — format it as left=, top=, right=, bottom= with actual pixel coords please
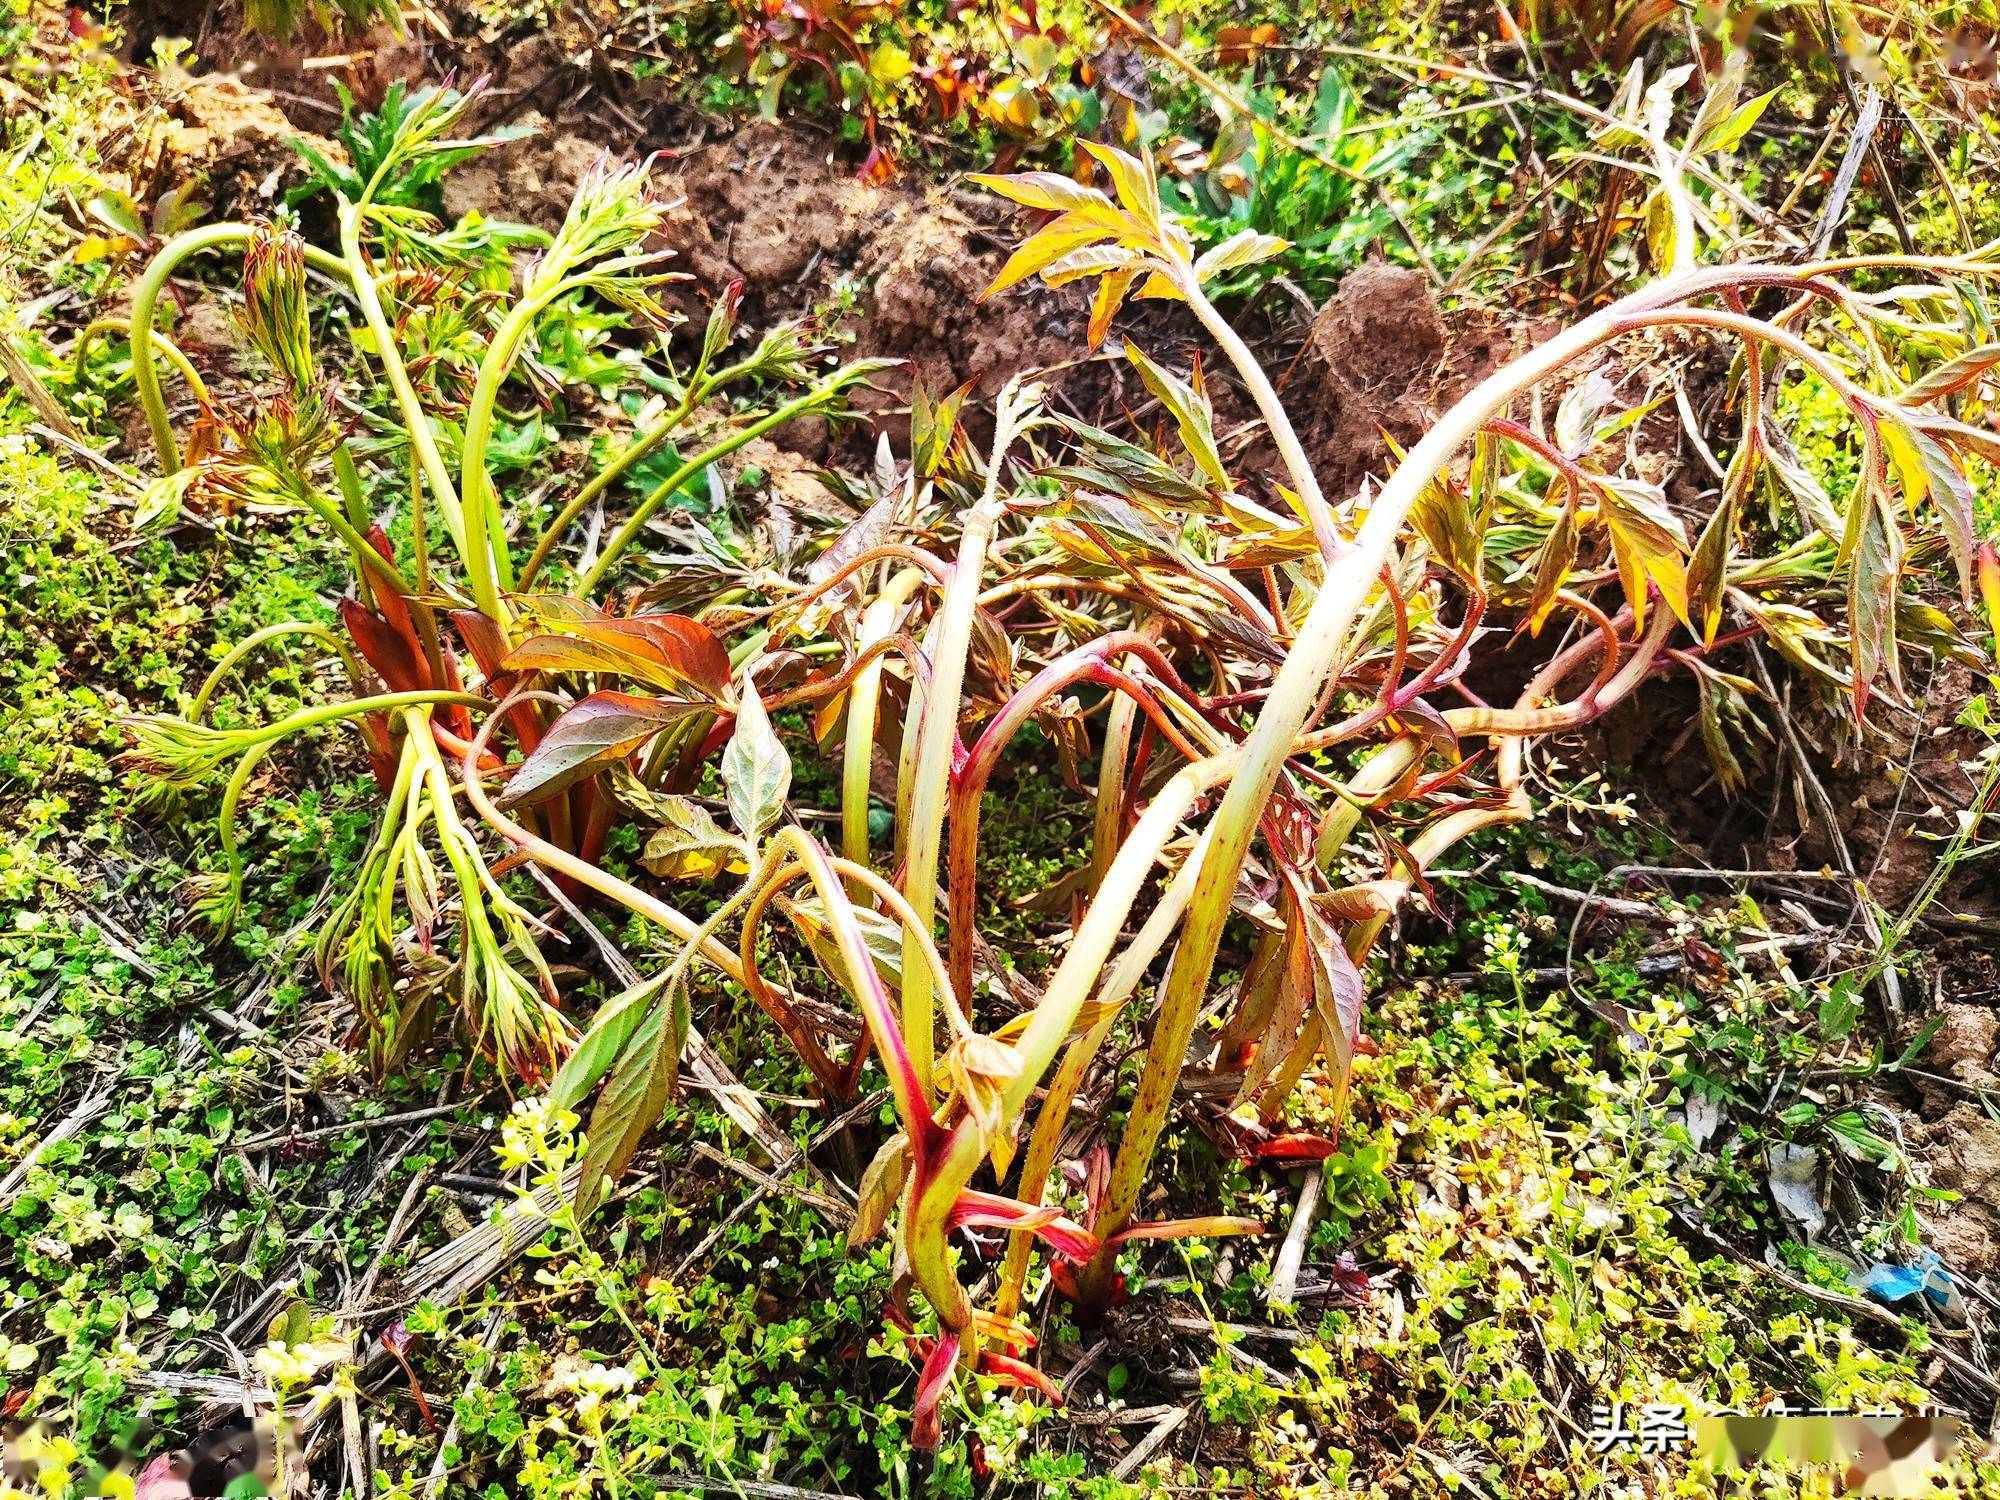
left=117, top=64, right=2000, bottom=1454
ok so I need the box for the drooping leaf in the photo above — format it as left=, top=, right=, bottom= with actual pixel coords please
left=1524, top=502, right=1579, bottom=634
left=909, top=1331, right=962, bottom=1450
left=1086, top=266, right=1138, bottom=348
left=1686, top=482, right=1738, bottom=645
left=848, top=1132, right=910, bottom=1249
left=946, top=1189, right=1098, bottom=1261
left=1845, top=485, right=1905, bottom=714
left=553, top=972, right=670, bottom=1110
left=722, top=679, right=791, bottom=845
left=1891, top=416, right=1978, bottom=600
left=499, top=692, right=708, bottom=807
left=1596, top=474, right=1691, bottom=630
left=576, top=990, right=683, bottom=1214
left=1761, top=415, right=1844, bottom=537
left=638, top=795, right=747, bottom=880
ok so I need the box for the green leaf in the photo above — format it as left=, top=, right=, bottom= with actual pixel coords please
left=1686, top=479, right=1738, bottom=645
left=722, top=679, right=790, bottom=846
left=1191, top=227, right=1290, bottom=280
left=1524, top=503, right=1579, bottom=634
left=577, top=991, right=683, bottom=1215
left=553, top=972, right=670, bottom=1109
left=1845, top=484, right=1904, bottom=714
left=847, top=1132, right=909, bottom=1249
left=1696, top=87, right=1778, bottom=153
left=1124, top=344, right=1228, bottom=491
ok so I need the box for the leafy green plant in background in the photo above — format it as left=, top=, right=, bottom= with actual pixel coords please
left=1158, top=65, right=1444, bottom=301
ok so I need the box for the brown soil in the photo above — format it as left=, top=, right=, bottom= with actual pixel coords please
left=1295, top=262, right=1515, bottom=499
left=154, top=71, right=339, bottom=214
left=1920, top=1105, right=2000, bottom=1274
left=438, top=119, right=1082, bottom=439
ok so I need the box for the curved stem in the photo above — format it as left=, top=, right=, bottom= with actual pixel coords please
left=1070, top=260, right=1862, bottom=1308
left=461, top=691, right=765, bottom=990
left=192, top=621, right=366, bottom=722
left=129, top=223, right=350, bottom=473
left=944, top=633, right=1210, bottom=1004
left=71, top=317, right=210, bottom=407
left=578, top=376, right=869, bottom=594
left=843, top=568, right=930, bottom=886
left=339, top=203, right=466, bottom=556
left=457, top=290, right=565, bottom=618
left=516, top=351, right=770, bottom=591
left=1174, top=268, right=1338, bottom=563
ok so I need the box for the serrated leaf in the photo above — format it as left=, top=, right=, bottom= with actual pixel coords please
left=982, top=210, right=1123, bottom=296
left=1053, top=415, right=1214, bottom=506
left=722, top=680, right=790, bottom=844
left=1037, top=243, right=1146, bottom=289
left=499, top=691, right=707, bottom=807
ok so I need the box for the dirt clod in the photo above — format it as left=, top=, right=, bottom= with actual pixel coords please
left=441, top=111, right=605, bottom=232
left=658, top=125, right=1075, bottom=433
left=1921, top=1105, right=2000, bottom=1275
left=158, top=74, right=332, bottom=212
left=1300, top=263, right=1511, bottom=498
left=1926, top=1004, right=2000, bottom=1087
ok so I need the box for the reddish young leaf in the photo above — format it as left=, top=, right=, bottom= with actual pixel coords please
left=978, top=1351, right=1063, bottom=1404
left=947, top=1189, right=1100, bottom=1262
left=909, top=1330, right=962, bottom=1450
left=450, top=608, right=513, bottom=683
left=341, top=597, right=426, bottom=693
left=508, top=612, right=736, bottom=704
left=498, top=691, right=709, bottom=807
left=1249, top=1133, right=1339, bottom=1162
